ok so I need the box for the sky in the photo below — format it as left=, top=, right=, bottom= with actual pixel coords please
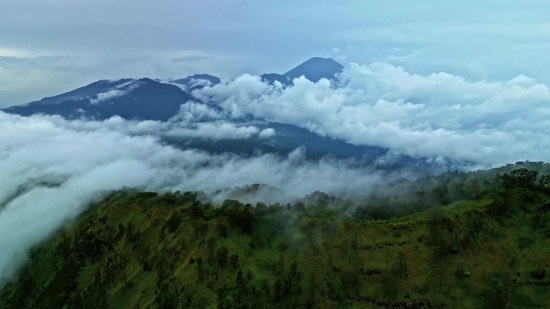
left=2, top=0, right=550, bottom=106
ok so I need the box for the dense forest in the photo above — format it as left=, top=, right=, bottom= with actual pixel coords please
left=1, top=161, right=550, bottom=308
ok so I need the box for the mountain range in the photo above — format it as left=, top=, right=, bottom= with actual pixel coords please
left=1, top=57, right=457, bottom=173
left=3, top=57, right=343, bottom=121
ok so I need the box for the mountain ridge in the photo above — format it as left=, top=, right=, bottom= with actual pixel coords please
left=2, top=164, right=550, bottom=308
left=2, top=56, right=343, bottom=112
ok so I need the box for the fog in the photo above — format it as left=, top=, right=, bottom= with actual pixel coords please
left=0, top=111, right=408, bottom=287
left=194, top=62, right=550, bottom=167
left=3, top=58, right=550, bottom=289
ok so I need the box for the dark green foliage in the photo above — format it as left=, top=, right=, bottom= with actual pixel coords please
left=219, top=200, right=256, bottom=234
left=217, top=219, right=228, bottom=238
left=197, top=221, right=208, bottom=243
left=230, top=254, right=240, bottom=269
left=216, top=247, right=228, bottom=268
left=3, top=171, right=550, bottom=309
left=495, top=168, right=538, bottom=189
left=530, top=268, right=546, bottom=280
left=236, top=268, right=245, bottom=287
left=294, top=202, right=305, bottom=212
left=164, top=210, right=182, bottom=234
left=207, top=237, right=217, bottom=266
left=395, top=251, right=408, bottom=280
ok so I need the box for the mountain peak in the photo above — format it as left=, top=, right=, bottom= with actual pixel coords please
left=283, top=57, right=343, bottom=83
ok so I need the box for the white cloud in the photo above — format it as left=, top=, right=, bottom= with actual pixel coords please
left=169, top=102, right=226, bottom=122
left=7, top=109, right=260, bottom=141
left=0, top=111, right=407, bottom=287
left=166, top=122, right=259, bottom=140
left=259, top=128, right=276, bottom=139
left=89, top=89, right=125, bottom=104
left=194, top=61, right=550, bottom=167
left=89, top=81, right=143, bottom=104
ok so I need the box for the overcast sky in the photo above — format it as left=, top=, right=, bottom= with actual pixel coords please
left=1, top=0, right=550, bottom=106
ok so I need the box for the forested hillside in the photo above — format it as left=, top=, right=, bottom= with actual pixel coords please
left=1, top=165, right=550, bottom=309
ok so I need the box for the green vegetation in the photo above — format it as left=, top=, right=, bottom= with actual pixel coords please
left=2, top=164, right=550, bottom=308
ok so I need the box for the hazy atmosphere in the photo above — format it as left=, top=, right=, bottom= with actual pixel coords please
left=2, top=1, right=550, bottom=104
left=2, top=1, right=550, bottom=308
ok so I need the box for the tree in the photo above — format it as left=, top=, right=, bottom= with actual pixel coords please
left=190, top=202, right=204, bottom=239
left=216, top=247, right=228, bottom=268
left=274, top=278, right=283, bottom=302
left=165, top=210, right=182, bottom=234
left=539, top=175, right=550, bottom=188
left=237, top=268, right=245, bottom=288
left=294, top=202, right=305, bottom=212
left=290, top=260, right=298, bottom=278
left=159, top=229, right=166, bottom=243
left=197, top=222, right=208, bottom=243
left=217, top=220, right=228, bottom=239
left=206, top=237, right=217, bottom=266
left=230, top=254, right=240, bottom=269
left=495, top=169, right=538, bottom=189
left=395, top=251, right=408, bottom=280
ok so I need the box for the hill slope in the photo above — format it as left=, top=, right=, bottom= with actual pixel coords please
left=1, top=167, right=550, bottom=308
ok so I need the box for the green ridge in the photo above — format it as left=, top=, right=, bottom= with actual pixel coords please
left=1, top=167, right=550, bottom=308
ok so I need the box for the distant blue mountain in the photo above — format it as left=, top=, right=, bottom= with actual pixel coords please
left=168, top=57, right=343, bottom=89
left=21, top=79, right=135, bottom=106
left=3, top=78, right=194, bottom=121
left=1, top=57, right=458, bottom=173
left=283, top=57, right=343, bottom=83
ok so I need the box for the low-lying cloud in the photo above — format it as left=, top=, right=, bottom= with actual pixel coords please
left=17, top=102, right=265, bottom=141
left=0, top=111, right=402, bottom=287
left=194, top=62, right=550, bottom=167
left=90, top=89, right=126, bottom=104
left=259, top=128, right=276, bottom=139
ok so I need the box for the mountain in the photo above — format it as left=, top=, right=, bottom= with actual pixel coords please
left=3, top=78, right=194, bottom=121
left=283, top=57, right=344, bottom=83
left=2, top=167, right=550, bottom=308
left=2, top=56, right=345, bottom=121
left=1, top=56, right=456, bottom=172
left=171, top=74, right=221, bottom=91
left=168, top=57, right=343, bottom=90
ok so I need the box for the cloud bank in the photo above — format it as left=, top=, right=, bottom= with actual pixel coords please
left=194, top=62, right=550, bottom=167
left=0, top=111, right=402, bottom=286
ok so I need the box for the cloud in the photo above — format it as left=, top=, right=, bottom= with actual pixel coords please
left=6, top=105, right=263, bottom=141
left=0, top=111, right=406, bottom=287
left=259, top=128, right=276, bottom=139
left=89, top=89, right=126, bottom=104
left=166, top=122, right=260, bottom=140
left=89, top=80, right=142, bottom=104
left=193, top=61, right=550, bottom=167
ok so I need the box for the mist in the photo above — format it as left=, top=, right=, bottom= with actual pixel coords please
left=4, top=57, right=550, bottom=290
left=0, top=111, right=409, bottom=287
left=193, top=62, right=550, bottom=167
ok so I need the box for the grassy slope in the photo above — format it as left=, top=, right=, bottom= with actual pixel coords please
left=1, top=188, right=549, bottom=309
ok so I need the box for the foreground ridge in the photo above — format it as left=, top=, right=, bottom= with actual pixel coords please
left=1, top=167, right=550, bottom=308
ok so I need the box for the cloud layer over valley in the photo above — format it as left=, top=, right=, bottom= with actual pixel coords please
left=0, top=111, right=404, bottom=286
left=193, top=62, right=550, bottom=168
left=2, top=56, right=550, bottom=290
